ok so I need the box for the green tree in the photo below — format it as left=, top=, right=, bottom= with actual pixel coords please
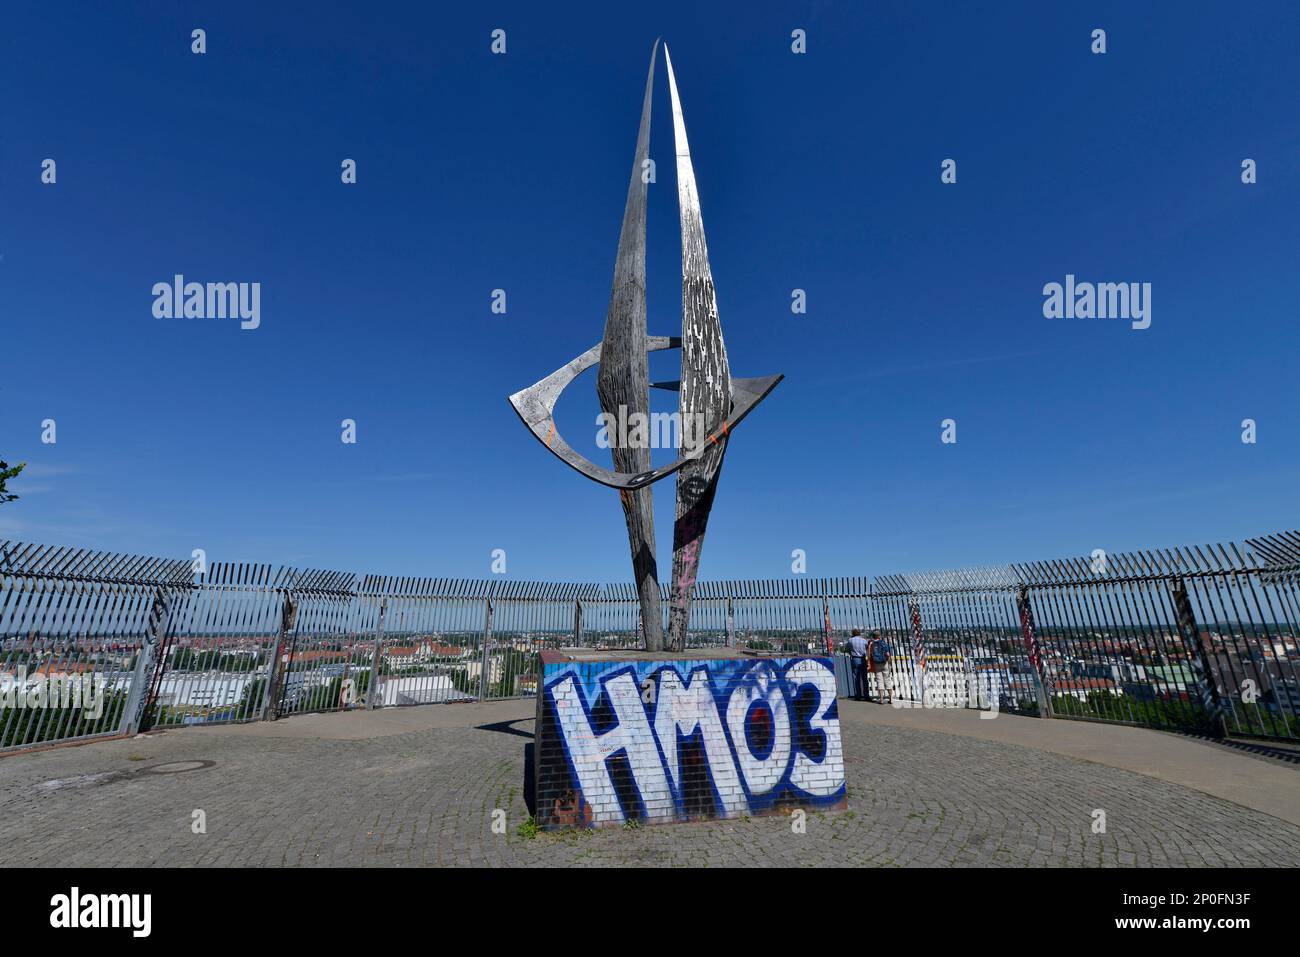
left=238, top=677, right=268, bottom=717
left=0, top=460, right=25, bottom=504
left=169, top=648, right=197, bottom=670
left=450, top=668, right=476, bottom=697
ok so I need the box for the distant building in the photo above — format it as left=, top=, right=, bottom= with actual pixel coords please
left=375, top=675, right=473, bottom=706
left=1049, top=677, right=1121, bottom=702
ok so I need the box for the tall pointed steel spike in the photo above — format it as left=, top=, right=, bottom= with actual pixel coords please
left=597, top=39, right=664, bottom=649
left=664, top=44, right=732, bottom=651
left=663, top=44, right=731, bottom=387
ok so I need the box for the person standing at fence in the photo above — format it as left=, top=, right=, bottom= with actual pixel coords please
left=866, top=630, right=891, bottom=704
left=846, top=628, right=870, bottom=701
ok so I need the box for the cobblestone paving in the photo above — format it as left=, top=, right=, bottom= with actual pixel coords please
left=1, top=713, right=1297, bottom=867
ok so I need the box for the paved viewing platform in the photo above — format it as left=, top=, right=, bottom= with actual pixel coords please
left=2, top=701, right=1297, bottom=867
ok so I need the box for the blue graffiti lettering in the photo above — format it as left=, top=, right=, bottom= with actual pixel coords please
left=541, top=657, right=845, bottom=826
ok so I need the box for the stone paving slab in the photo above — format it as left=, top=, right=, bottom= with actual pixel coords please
left=842, top=700, right=1300, bottom=827
left=1, top=700, right=1297, bottom=867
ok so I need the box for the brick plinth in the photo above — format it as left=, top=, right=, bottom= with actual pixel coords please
left=535, top=648, right=846, bottom=829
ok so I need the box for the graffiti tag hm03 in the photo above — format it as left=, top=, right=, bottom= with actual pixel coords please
left=536, top=655, right=846, bottom=828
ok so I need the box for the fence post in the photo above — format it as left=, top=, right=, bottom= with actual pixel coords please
left=261, top=592, right=298, bottom=721
left=367, top=596, right=388, bottom=710
left=1172, top=578, right=1227, bottom=738
left=123, top=586, right=172, bottom=736
left=908, top=595, right=926, bottom=704
left=821, top=592, right=832, bottom=655
left=573, top=597, right=583, bottom=646
left=726, top=592, right=735, bottom=648
left=1015, top=585, right=1053, bottom=718
left=479, top=591, right=495, bottom=701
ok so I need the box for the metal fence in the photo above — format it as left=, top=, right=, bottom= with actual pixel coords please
left=2, top=529, right=1298, bottom=753
left=0, top=544, right=192, bottom=750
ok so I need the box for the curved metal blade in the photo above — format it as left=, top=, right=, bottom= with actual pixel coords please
left=508, top=336, right=782, bottom=491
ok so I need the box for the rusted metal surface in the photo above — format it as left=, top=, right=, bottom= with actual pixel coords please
left=598, top=40, right=663, bottom=649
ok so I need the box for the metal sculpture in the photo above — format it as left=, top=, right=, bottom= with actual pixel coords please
left=509, top=41, right=782, bottom=651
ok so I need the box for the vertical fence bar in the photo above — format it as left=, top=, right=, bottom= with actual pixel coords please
left=1016, top=584, right=1053, bottom=718
left=262, top=592, right=298, bottom=721
left=1172, top=577, right=1227, bottom=737
left=123, top=586, right=171, bottom=736
left=367, top=596, right=387, bottom=709
left=908, top=594, right=926, bottom=703
left=479, top=590, right=494, bottom=701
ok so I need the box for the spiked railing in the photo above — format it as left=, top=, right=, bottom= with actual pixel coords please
left=0, top=541, right=192, bottom=587
left=2, top=528, right=1297, bottom=752
left=0, top=542, right=194, bottom=750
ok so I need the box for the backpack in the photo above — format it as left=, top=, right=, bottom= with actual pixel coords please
left=870, top=639, right=890, bottom=665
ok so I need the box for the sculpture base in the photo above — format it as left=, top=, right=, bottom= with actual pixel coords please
left=535, top=648, right=846, bottom=830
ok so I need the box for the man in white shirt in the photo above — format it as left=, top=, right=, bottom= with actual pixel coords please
left=846, top=628, right=869, bottom=700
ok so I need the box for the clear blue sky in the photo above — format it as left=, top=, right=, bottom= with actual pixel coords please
left=2, top=1, right=1297, bottom=581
